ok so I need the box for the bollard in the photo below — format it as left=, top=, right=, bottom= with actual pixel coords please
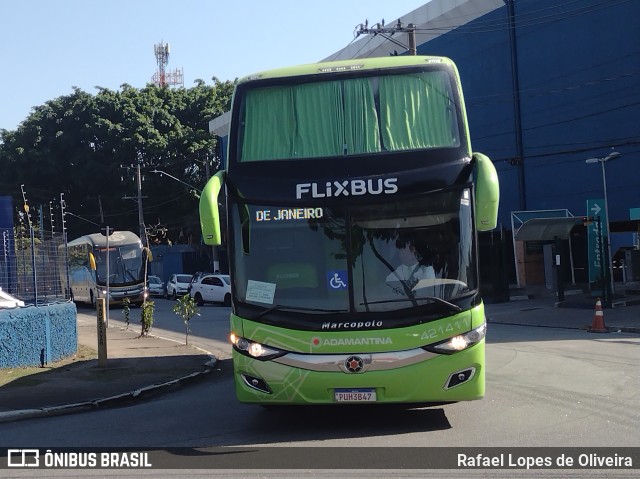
left=96, top=297, right=108, bottom=367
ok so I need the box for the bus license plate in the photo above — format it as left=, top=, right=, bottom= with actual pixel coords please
left=334, top=389, right=376, bottom=403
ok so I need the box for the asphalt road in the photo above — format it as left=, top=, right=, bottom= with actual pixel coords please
left=1, top=318, right=637, bottom=446
left=2, top=300, right=638, bottom=477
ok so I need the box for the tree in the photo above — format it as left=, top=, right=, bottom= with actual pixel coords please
left=0, top=79, right=235, bottom=241
left=172, top=294, right=200, bottom=345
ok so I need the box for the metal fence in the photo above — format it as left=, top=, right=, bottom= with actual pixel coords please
left=0, top=225, right=68, bottom=305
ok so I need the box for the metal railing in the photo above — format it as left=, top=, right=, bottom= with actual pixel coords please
left=0, top=226, right=68, bottom=306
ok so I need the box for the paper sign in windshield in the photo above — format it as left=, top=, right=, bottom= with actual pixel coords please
left=246, top=280, right=276, bottom=304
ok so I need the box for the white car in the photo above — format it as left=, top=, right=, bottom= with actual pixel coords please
left=147, top=275, right=164, bottom=297
left=166, top=274, right=193, bottom=300
left=189, top=274, right=231, bottom=306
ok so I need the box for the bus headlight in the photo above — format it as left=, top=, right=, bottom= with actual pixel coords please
left=230, top=334, right=286, bottom=361
left=425, top=323, right=486, bottom=354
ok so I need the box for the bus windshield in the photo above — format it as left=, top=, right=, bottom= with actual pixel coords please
left=231, top=186, right=475, bottom=315
left=237, top=69, right=460, bottom=162
left=94, top=244, right=144, bottom=285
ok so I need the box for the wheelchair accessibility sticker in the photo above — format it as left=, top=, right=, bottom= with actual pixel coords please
left=327, top=270, right=348, bottom=290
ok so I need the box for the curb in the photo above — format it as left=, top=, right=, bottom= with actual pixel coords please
left=487, top=319, right=640, bottom=335
left=0, top=357, right=217, bottom=424
left=613, top=297, right=640, bottom=308
left=612, top=326, right=640, bottom=334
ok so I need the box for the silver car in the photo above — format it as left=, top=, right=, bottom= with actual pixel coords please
left=147, top=275, right=164, bottom=297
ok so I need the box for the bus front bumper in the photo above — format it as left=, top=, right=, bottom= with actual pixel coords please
left=100, top=288, right=146, bottom=306
left=232, top=340, right=485, bottom=405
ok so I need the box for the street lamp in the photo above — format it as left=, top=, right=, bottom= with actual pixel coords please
left=586, top=151, right=620, bottom=296
left=150, top=169, right=201, bottom=198
left=150, top=169, right=220, bottom=272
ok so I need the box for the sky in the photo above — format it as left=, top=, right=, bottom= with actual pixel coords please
left=1, top=0, right=425, bottom=132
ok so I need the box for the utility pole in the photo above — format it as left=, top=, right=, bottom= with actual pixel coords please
left=505, top=0, right=526, bottom=211
left=136, top=163, right=145, bottom=245
left=204, top=156, right=211, bottom=180
left=356, top=19, right=417, bottom=56
left=98, top=195, right=104, bottom=225
left=104, top=225, right=111, bottom=327
left=122, top=159, right=147, bottom=246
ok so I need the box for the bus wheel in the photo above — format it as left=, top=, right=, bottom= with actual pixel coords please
left=194, top=293, right=204, bottom=306
left=90, top=290, right=96, bottom=308
left=223, top=294, right=231, bottom=307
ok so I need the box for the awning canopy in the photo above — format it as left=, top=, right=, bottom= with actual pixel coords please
left=515, top=217, right=587, bottom=241
left=611, top=219, right=640, bottom=233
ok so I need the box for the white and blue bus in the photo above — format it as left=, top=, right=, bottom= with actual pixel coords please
left=65, top=231, right=147, bottom=306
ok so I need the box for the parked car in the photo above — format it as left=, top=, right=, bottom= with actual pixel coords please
left=189, top=273, right=231, bottom=306
left=147, top=275, right=164, bottom=297
left=166, top=274, right=193, bottom=300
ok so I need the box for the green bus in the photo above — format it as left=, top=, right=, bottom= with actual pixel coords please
left=200, top=56, right=499, bottom=406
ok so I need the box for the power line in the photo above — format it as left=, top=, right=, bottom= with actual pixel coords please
left=412, top=0, right=632, bottom=35
left=355, top=18, right=416, bottom=56
left=341, top=0, right=632, bottom=59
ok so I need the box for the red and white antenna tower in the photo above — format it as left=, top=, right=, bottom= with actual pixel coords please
left=152, top=42, right=184, bottom=87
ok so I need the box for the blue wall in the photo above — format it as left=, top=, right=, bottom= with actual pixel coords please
left=148, top=244, right=213, bottom=284
left=417, top=0, right=640, bottom=244
left=0, top=302, right=77, bottom=368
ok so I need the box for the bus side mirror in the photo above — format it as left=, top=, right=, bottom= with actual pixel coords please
left=473, top=152, right=499, bottom=232
left=199, top=170, right=225, bottom=246
left=88, top=252, right=97, bottom=271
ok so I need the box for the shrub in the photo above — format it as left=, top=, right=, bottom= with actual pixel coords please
left=140, top=300, right=155, bottom=336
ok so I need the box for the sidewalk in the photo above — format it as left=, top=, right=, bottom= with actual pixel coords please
left=485, top=283, right=640, bottom=333
left=0, top=318, right=217, bottom=423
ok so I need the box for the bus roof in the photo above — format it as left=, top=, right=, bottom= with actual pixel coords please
left=237, top=55, right=457, bottom=84
left=67, top=231, right=142, bottom=248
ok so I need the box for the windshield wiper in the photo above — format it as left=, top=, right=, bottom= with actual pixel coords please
left=362, top=296, right=462, bottom=313
left=125, top=268, right=138, bottom=282
left=256, top=304, right=348, bottom=319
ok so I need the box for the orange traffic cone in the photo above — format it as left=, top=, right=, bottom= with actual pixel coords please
left=589, top=298, right=608, bottom=333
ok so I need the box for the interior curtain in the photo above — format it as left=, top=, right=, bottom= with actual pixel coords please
left=343, top=79, right=381, bottom=154
left=241, top=72, right=456, bottom=161
left=292, top=81, right=344, bottom=158
left=241, top=87, right=296, bottom=161
left=380, top=72, right=457, bottom=150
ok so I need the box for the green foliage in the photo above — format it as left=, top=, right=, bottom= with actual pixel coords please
left=172, top=294, right=200, bottom=345
left=0, top=80, right=235, bottom=240
left=122, top=297, right=131, bottom=328
left=140, top=300, right=155, bottom=337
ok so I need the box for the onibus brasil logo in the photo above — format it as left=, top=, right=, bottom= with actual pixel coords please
left=7, top=449, right=152, bottom=468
